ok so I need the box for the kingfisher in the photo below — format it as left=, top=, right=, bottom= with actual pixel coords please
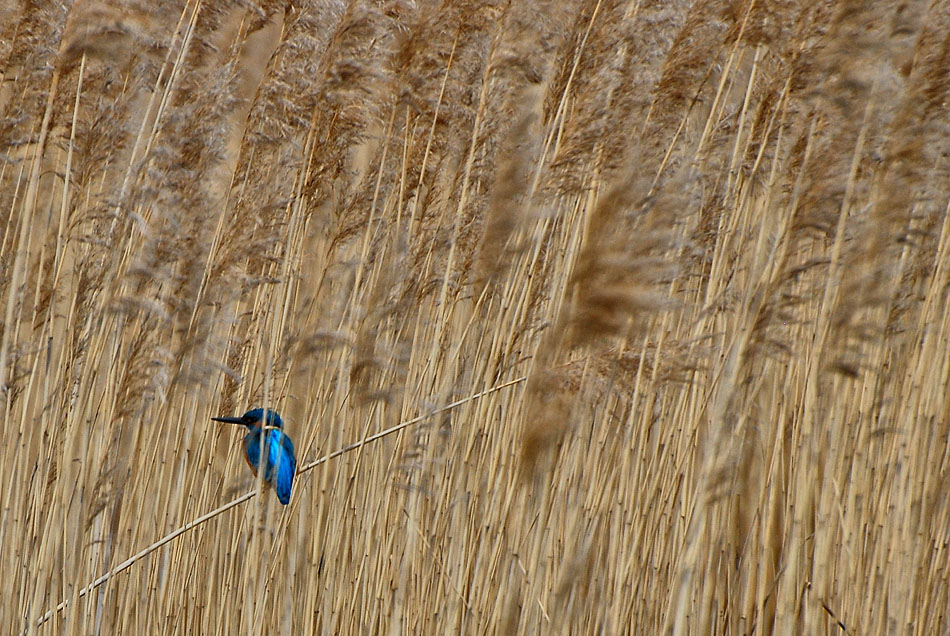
left=213, top=408, right=297, bottom=505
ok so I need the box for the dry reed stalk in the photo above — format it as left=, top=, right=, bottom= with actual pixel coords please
left=4, top=0, right=950, bottom=634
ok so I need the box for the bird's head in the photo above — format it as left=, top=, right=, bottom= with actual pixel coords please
left=212, top=407, right=284, bottom=430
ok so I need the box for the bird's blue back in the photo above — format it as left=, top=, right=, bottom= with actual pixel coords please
left=243, top=423, right=296, bottom=505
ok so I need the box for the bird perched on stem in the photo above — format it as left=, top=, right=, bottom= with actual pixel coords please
left=213, top=408, right=296, bottom=505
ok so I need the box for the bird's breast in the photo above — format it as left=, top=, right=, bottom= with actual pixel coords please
left=242, top=431, right=263, bottom=475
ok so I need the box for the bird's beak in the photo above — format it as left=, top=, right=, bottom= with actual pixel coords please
left=212, top=416, right=245, bottom=425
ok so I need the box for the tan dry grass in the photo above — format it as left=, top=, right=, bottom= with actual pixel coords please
left=3, top=0, right=950, bottom=634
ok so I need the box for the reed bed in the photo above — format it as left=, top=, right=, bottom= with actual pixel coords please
left=2, top=1, right=949, bottom=633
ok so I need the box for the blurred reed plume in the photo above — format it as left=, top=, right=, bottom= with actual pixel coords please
left=3, top=0, right=949, bottom=634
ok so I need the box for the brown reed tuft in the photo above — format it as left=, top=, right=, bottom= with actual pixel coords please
left=4, top=1, right=950, bottom=634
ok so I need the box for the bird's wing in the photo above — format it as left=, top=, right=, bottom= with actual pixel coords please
left=272, top=431, right=296, bottom=505
left=279, top=433, right=296, bottom=467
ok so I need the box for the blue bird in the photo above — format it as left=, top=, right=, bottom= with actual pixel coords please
left=213, top=408, right=296, bottom=505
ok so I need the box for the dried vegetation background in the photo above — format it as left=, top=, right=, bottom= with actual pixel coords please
left=3, top=0, right=950, bottom=633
